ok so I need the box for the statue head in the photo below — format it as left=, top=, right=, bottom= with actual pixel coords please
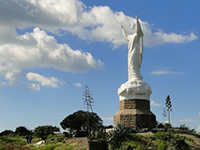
left=131, top=17, right=143, bottom=36
left=131, top=23, right=137, bottom=33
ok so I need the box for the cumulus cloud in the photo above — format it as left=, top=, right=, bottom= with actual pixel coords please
left=0, top=27, right=103, bottom=85
left=26, top=72, right=62, bottom=88
left=2, top=70, right=25, bottom=85
left=74, top=83, right=82, bottom=87
left=0, top=0, right=197, bottom=47
left=150, top=70, right=184, bottom=75
left=0, top=0, right=197, bottom=87
left=150, top=100, right=161, bottom=107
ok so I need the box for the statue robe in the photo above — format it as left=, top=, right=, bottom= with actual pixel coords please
left=127, top=33, right=143, bottom=81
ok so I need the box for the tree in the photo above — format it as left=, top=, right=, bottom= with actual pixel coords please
left=60, top=110, right=103, bottom=137
left=165, top=95, right=172, bottom=125
left=34, top=125, right=60, bottom=140
left=0, top=130, right=14, bottom=136
left=15, top=126, right=32, bottom=136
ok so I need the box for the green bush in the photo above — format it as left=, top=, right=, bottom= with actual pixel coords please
left=176, top=124, right=196, bottom=133
left=108, top=124, right=130, bottom=149
left=153, top=131, right=189, bottom=149
left=156, top=139, right=167, bottom=150
left=0, top=130, right=15, bottom=136
left=89, top=128, right=107, bottom=141
left=34, top=125, right=60, bottom=140
left=15, top=126, right=33, bottom=136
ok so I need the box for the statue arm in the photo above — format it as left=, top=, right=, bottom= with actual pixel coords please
left=121, top=25, right=129, bottom=40
left=136, top=17, right=144, bottom=68
left=136, top=18, right=144, bottom=37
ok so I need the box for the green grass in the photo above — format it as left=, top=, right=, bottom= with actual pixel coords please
left=30, top=142, right=75, bottom=150
left=118, top=133, right=149, bottom=149
left=152, top=131, right=190, bottom=150
left=0, top=131, right=194, bottom=150
left=0, top=135, right=26, bottom=146
left=0, top=134, right=87, bottom=150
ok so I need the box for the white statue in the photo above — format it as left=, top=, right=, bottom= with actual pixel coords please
left=121, top=16, right=143, bottom=81
left=118, top=16, right=152, bottom=100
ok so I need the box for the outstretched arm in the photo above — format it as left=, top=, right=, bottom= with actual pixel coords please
left=135, top=17, right=144, bottom=37
left=136, top=17, right=143, bottom=68
left=121, top=25, right=129, bottom=40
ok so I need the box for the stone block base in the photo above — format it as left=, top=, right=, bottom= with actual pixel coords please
left=114, top=99, right=156, bottom=129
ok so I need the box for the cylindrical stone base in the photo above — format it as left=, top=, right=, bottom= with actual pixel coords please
left=114, top=99, right=156, bottom=129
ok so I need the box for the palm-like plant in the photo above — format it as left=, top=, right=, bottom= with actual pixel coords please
left=108, top=123, right=130, bottom=149
left=89, top=128, right=107, bottom=141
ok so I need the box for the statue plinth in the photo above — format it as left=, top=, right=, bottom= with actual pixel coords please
left=114, top=80, right=156, bottom=129
left=114, top=99, right=156, bottom=129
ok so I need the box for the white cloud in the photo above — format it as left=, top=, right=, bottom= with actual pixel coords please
left=0, top=0, right=197, bottom=48
left=74, top=83, right=82, bottom=87
left=28, top=83, right=40, bottom=91
left=150, top=100, right=161, bottom=107
left=0, top=28, right=103, bottom=85
left=26, top=72, right=62, bottom=88
left=2, top=70, right=25, bottom=85
left=102, top=117, right=113, bottom=121
left=150, top=70, right=184, bottom=76
left=155, top=31, right=198, bottom=44
left=0, top=0, right=197, bottom=86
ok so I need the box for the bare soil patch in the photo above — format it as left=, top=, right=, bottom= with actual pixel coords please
left=66, top=137, right=89, bottom=150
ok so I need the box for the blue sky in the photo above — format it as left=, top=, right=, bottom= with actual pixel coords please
left=0, top=0, right=200, bottom=132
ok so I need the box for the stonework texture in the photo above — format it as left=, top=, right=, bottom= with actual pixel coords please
left=114, top=99, right=156, bottom=129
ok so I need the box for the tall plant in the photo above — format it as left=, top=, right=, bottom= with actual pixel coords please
left=165, top=95, right=172, bottom=125
left=83, top=85, right=94, bottom=135
left=108, top=123, right=130, bottom=149
left=163, top=107, right=167, bottom=124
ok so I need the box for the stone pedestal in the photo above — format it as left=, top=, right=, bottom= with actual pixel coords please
left=114, top=99, right=156, bottom=129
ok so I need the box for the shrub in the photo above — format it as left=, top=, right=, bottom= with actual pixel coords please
left=15, top=126, right=32, bottom=136
left=154, top=131, right=189, bottom=149
left=156, top=139, right=167, bottom=150
left=108, top=124, right=130, bottom=149
left=164, top=123, right=172, bottom=129
left=157, top=123, right=165, bottom=128
left=176, top=124, right=196, bottom=132
left=0, top=130, right=15, bottom=136
left=34, top=125, right=60, bottom=140
left=89, top=128, right=107, bottom=141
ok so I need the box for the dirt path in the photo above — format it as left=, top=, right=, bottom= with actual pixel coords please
left=66, top=137, right=89, bottom=150
left=181, top=134, right=200, bottom=149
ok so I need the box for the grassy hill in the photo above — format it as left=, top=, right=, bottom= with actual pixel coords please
left=0, top=129, right=200, bottom=150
